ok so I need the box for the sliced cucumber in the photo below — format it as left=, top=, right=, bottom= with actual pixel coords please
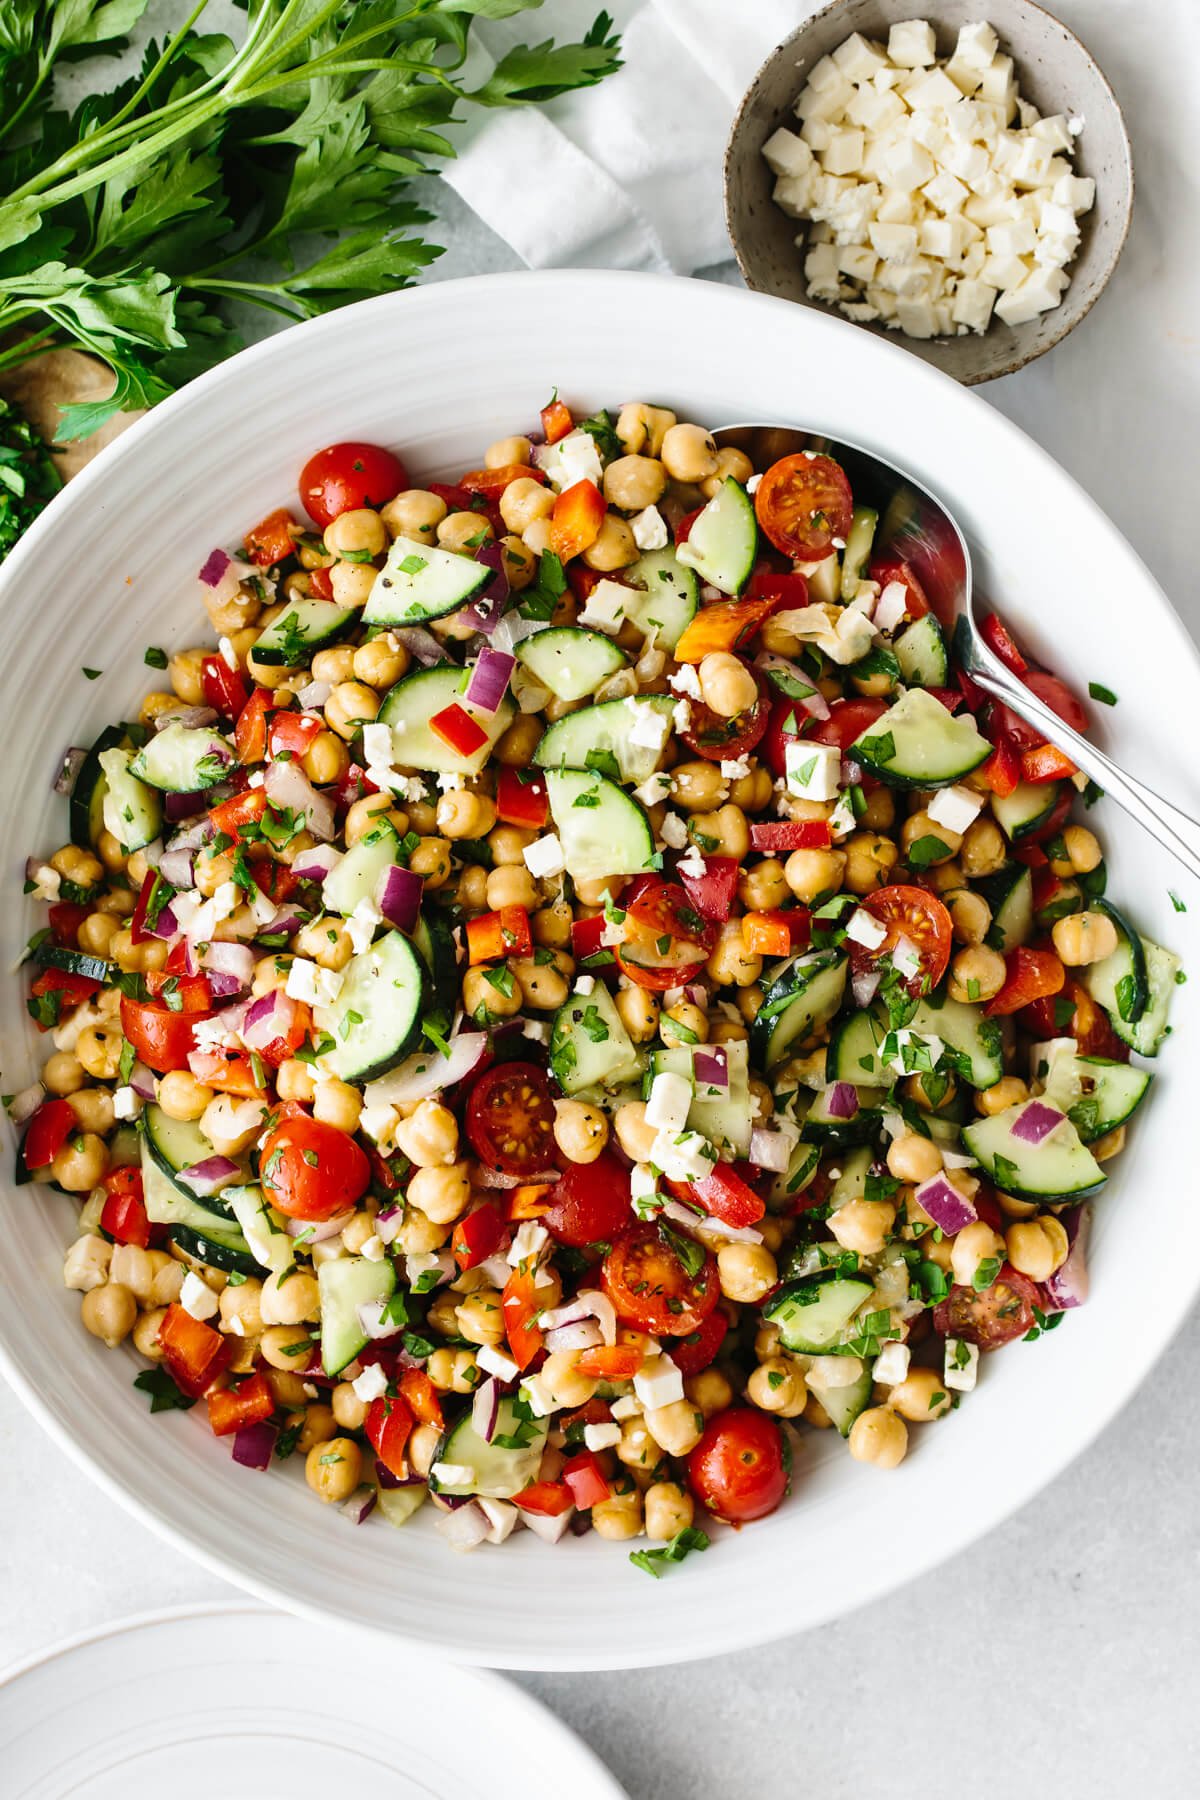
left=515, top=627, right=627, bottom=702
left=675, top=479, right=758, bottom=596
left=97, top=746, right=163, bottom=852
left=544, top=769, right=656, bottom=884
left=764, top=1277, right=874, bottom=1354
left=840, top=507, right=878, bottom=600
left=550, top=977, right=645, bottom=1097
left=909, top=992, right=1004, bottom=1090
left=322, top=819, right=400, bottom=919
left=650, top=1040, right=752, bottom=1158
left=800, top=554, right=840, bottom=605
left=991, top=780, right=1065, bottom=842
left=171, top=1224, right=258, bottom=1276
left=826, top=1008, right=890, bottom=1087
left=828, top=1145, right=873, bottom=1207
left=893, top=613, right=948, bottom=688
left=810, top=1363, right=874, bottom=1437
left=802, top=1085, right=881, bottom=1148
left=364, top=534, right=489, bottom=626
left=376, top=1485, right=428, bottom=1530
left=378, top=664, right=515, bottom=777
left=533, top=695, right=676, bottom=787
left=225, top=1184, right=294, bottom=1275
left=620, top=546, right=699, bottom=650
left=1084, top=915, right=1179, bottom=1058
left=766, top=1137, right=821, bottom=1207
left=143, top=1106, right=232, bottom=1191
left=962, top=1098, right=1106, bottom=1199
left=35, top=944, right=112, bottom=984
left=313, top=929, right=427, bottom=1082
left=978, top=862, right=1034, bottom=952
left=141, top=1149, right=240, bottom=1236
left=430, top=1394, right=549, bottom=1499
left=71, top=725, right=126, bottom=849
left=318, top=1253, right=397, bottom=1376
left=411, top=907, right=459, bottom=1018
left=1042, top=1053, right=1152, bottom=1143
left=850, top=687, right=991, bottom=789
left=130, top=723, right=233, bottom=793
left=752, top=950, right=848, bottom=1072
left=252, top=599, right=357, bottom=666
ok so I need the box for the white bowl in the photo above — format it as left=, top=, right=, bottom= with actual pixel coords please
left=0, top=271, right=1196, bottom=1670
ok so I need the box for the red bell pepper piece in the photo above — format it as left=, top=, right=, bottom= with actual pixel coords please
left=430, top=702, right=488, bottom=758
left=549, top=479, right=606, bottom=563
left=501, top=1266, right=545, bottom=1371
left=269, top=710, right=324, bottom=760
left=201, top=654, right=249, bottom=721
left=28, top=969, right=100, bottom=1026
left=985, top=946, right=1066, bottom=1017
left=130, top=869, right=169, bottom=946
left=674, top=506, right=703, bottom=544
left=512, top=1480, right=574, bottom=1517
left=507, top=1183, right=555, bottom=1222
left=673, top=593, right=781, bottom=664
left=100, top=1167, right=151, bottom=1248
left=540, top=397, right=573, bottom=444
left=244, top=507, right=298, bottom=568
left=466, top=905, right=532, bottom=965
left=206, top=1370, right=274, bottom=1437
left=980, top=738, right=1020, bottom=797
left=571, top=913, right=609, bottom=963
left=398, top=1368, right=443, bottom=1429
left=187, top=1046, right=268, bottom=1097
left=22, top=1098, right=76, bottom=1169
left=234, top=687, right=275, bottom=764
left=749, top=819, right=831, bottom=852
left=562, top=1450, right=611, bottom=1511
left=495, top=766, right=549, bottom=830
left=144, top=970, right=213, bottom=1010
left=671, top=1164, right=765, bottom=1229
left=1021, top=743, right=1078, bottom=784
left=47, top=901, right=89, bottom=944
left=746, top=566, right=810, bottom=607
left=980, top=611, right=1028, bottom=675
left=159, top=1302, right=229, bottom=1396
left=678, top=854, right=740, bottom=923
left=460, top=464, right=545, bottom=496
left=209, top=788, right=269, bottom=844
left=365, top=1392, right=415, bottom=1480
left=576, top=1342, right=645, bottom=1380
left=741, top=910, right=800, bottom=956
left=452, top=1203, right=505, bottom=1271
left=926, top=686, right=964, bottom=714
left=308, top=565, right=335, bottom=600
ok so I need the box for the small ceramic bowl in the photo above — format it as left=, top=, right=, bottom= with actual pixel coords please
left=724, top=0, right=1133, bottom=383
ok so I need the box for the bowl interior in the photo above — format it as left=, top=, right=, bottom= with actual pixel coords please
left=0, top=272, right=1194, bottom=1668
left=725, top=0, right=1133, bottom=382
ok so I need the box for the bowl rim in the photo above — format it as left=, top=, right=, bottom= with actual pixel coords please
left=0, top=269, right=1196, bottom=1669
left=722, top=0, right=1135, bottom=383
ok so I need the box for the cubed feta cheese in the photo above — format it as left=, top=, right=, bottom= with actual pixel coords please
left=923, top=169, right=968, bottom=214
left=979, top=53, right=1016, bottom=117
left=626, top=699, right=671, bottom=753
left=522, top=833, right=566, bottom=880
left=534, top=429, right=603, bottom=493
left=873, top=1340, right=911, bottom=1385
left=478, top=1498, right=519, bottom=1545
left=845, top=907, right=888, bottom=950
left=630, top=504, right=668, bottom=551
left=508, top=1220, right=549, bottom=1265
left=577, top=577, right=628, bottom=636
left=610, top=1394, right=643, bottom=1421
left=431, top=1462, right=476, bottom=1488
left=361, top=721, right=394, bottom=769
left=346, top=895, right=383, bottom=955
left=659, top=810, right=689, bottom=849
left=868, top=220, right=919, bottom=262
left=794, top=69, right=854, bottom=123
left=477, top=1345, right=520, bottom=1382
left=846, top=85, right=904, bottom=133
left=633, top=1353, right=686, bottom=1411
left=1051, top=172, right=1094, bottom=214
left=785, top=737, right=841, bottom=801
left=111, top=1085, right=140, bottom=1121
left=880, top=135, right=935, bottom=194
left=352, top=1363, right=389, bottom=1402
left=927, top=783, right=984, bottom=833
left=652, top=1128, right=714, bottom=1183
left=875, top=187, right=917, bottom=225
left=946, top=20, right=998, bottom=92
left=950, top=277, right=997, bottom=332
left=645, top=1070, right=694, bottom=1136
left=994, top=265, right=1066, bottom=325
left=944, top=1337, right=979, bottom=1392
left=762, top=126, right=814, bottom=179
left=905, top=66, right=965, bottom=113
left=180, top=1271, right=219, bottom=1322
left=583, top=1422, right=623, bottom=1451
left=773, top=174, right=814, bottom=220
left=822, top=127, right=866, bottom=176
left=359, top=1102, right=399, bottom=1147
left=833, top=31, right=889, bottom=82
left=887, top=19, right=937, bottom=68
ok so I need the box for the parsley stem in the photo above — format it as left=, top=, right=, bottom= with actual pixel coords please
left=100, top=0, right=217, bottom=137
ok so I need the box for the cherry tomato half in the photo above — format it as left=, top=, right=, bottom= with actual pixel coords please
left=120, top=995, right=212, bottom=1074
left=853, top=883, right=953, bottom=993
left=543, top=1151, right=633, bottom=1248
left=1021, top=978, right=1129, bottom=1061
left=465, top=1061, right=557, bottom=1179
left=680, top=662, right=770, bottom=764
left=601, top=1222, right=720, bottom=1337
left=933, top=1264, right=1041, bottom=1349
left=298, top=441, right=409, bottom=529
left=615, top=877, right=715, bottom=991
left=688, top=1408, right=788, bottom=1523
left=259, top=1113, right=370, bottom=1222
left=669, top=1306, right=729, bottom=1377
left=755, top=453, right=853, bottom=560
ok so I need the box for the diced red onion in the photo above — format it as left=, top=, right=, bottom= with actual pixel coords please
left=293, top=843, right=342, bottom=883
left=138, top=838, right=165, bottom=873
left=797, top=688, right=831, bottom=721
left=340, top=1485, right=378, bottom=1525
left=129, top=1062, right=157, bottom=1101
left=748, top=1128, right=791, bottom=1173
left=840, top=757, right=863, bottom=786
left=164, top=790, right=210, bottom=823
left=473, top=1164, right=558, bottom=1191
left=201, top=940, right=255, bottom=994
left=436, top=1500, right=490, bottom=1551
left=351, top=1297, right=399, bottom=1341
left=295, top=679, right=332, bottom=710
left=391, top=626, right=444, bottom=666
left=154, top=704, right=219, bottom=733
left=145, top=901, right=178, bottom=943
left=544, top=1319, right=605, bottom=1353
left=540, top=1288, right=617, bottom=1346
left=376, top=1461, right=425, bottom=1490
left=199, top=547, right=231, bottom=587
left=825, top=1081, right=859, bottom=1120
left=54, top=747, right=88, bottom=796
left=1011, top=1100, right=1065, bottom=1145
left=378, top=864, right=424, bottom=934
left=693, top=1046, right=728, bottom=1089
left=283, top=1209, right=351, bottom=1244
left=521, top=1505, right=575, bottom=1544
left=375, top=1205, right=402, bottom=1246
left=264, top=759, right=335, bottom=842
left=851, top=968, right=882, bottom=1007
left=913, top=1172, right=978, bottom=1235
left=465, top=646, right=515, bottom=714
left=8, top=1082, right=45, bottom=1126
left=682, top=982, right=708, bottom=1007
left=455, top=541, right=512, bottom=637
left=166, top=818, right=210, bottom=852
left=231, top=1420, right=275, bottom=1470
left=1043, top=1204, right=1091, bottom=1310
left=256, top=905, right=306, bottom=943
left=472, top=1377, right=501, bottom=1443
left=241, top=988, right=294, bottom=1051
left=478, top=1252, right=514, bottom=1289
left=363, top=1033, right=488, bottom=1108
left=660, top=1196, right=762, bottom=1245
left=178, top=1155, right=241, bottom=1197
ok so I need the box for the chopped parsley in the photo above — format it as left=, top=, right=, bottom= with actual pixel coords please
left=1087, top=681, right=1118, bottom=706
left=629, top=1527, right=711, bottom=1579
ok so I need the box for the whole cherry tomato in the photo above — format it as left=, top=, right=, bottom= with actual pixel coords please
left=299, top=442, right=410, bottom=529
left=543, top=1151, right=633, bottom=1248
left=259, top=1113, right=370, bottom=1222
left=688, top=1408, right=788, bottom=1523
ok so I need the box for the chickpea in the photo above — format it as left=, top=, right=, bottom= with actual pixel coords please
left=311, top=1076, right=362, bottom=1135
left=51, top=1131, right=109, bottom=1193
left=500, top=478, right=555, bottom=535
left=828, top=1198, right=897, bottom=1255
left=168, top=647, right=207, bottom=705
left=409, top=836, right=452, bottom=889
left=889, top=1368, right=953, bottom=1422
left=843, top=831, right=900, bottom=895
left=592, top=1484, right=645, bottom=1540
left=482, top=870, right=536, bottom=922
left=643, top=1399, right=705, bottom=1457
left=739, top=857, right=789, bottom=913
left=643, top=1481, right=695, bottom=1541
left=975, top=1076, right=1030, bottom=1118
left=260, top=1326, right=314, bottom=1371
left=156, top=1069, right=214, bottom=1122
left=408, top=1162, right=471, bottom=1226
left=325, top=558, right=373, bottom=607
left=948, top=943, right=1008, bottom=1005
left=660, top=1001, right=709, bottom=1049
left=438, top=510, right=493, bottom=555
left=292, top=916, right=353, bottom=975
left=616, top=402, right=676, bottom=458
left=456, top=1287, right=506, bottom=1347
left=81, top=1282, right=137, bottom=1347
left=490, top=718, right=541, bottom=776
left=512, top=957, right=568, bottom=1011
left=132, top=1306, right=167, bottom=1361
left=539, top=1350, right=599, bottom=1411
left=959, top=816, right=1007, bottom=878
left=614, top=985, right=660, bottom=1044
left=353, top=634, right=409, bottom=691
left=707, top=1014, right=749, bottom=1045
left=74, top=911, right=115, bottom=958
left=43, top=1051, right=86, bottom=1096
left=455, top=864, right=488, bottom=915
left=603, top=454, right=667, bottom=513
left=394, top=1099, right=458, bottom=1168
left=381, top=488, right=446, bottom=543
left=748, top=1357, right=808, bottom=1417
left=330, top=1380, right=367, bottom=1432
left=463, top=965, right=522, bottom=1021
left=481, top=433, right=531, bottom=468
left=901, top=811, right=960, bottom=867
left=324, top=680, right=379, bottom=740
left=848, top=1405, right=909, bottom=1469
left=426, top=1346, right=480, bottom=1395
left=531, top=898, right=573, bottom=950
left=950, top=1219, right=1007, bottom=1286
left=324, top=507, right=386, bottom=559
left=610, top=1100, right=654, bottom=1163
left=1051, top=909, right=1119, bottom=967
left=1058, top=824, right=1102, bottom=875
left=661, top=422, right=719, bottom=484
left=904, top=1068, right=957, bottom=1114
left=945, top=887, right=992, bottom=945
left=436, top=789, right=497, bottom=841
left=344, top=792, right=400, bottom=847
left=305, top=1436, right=363, bottom=1504
left=886, top=1133, right=943, bottom=1185
left=687, top=1368, right=734, bottom=1419
left=95, top=885, right=136, bottom=919
left=311, top=645, right=356, bottom=684
left=201, top=1096, right=267, bottom=1157
left=700, top=445, right=754, bottom=499
left=785, top=846, right=846, bottom=903
left=1006, top=1215, right=1070, bottom=1282
left=716, top=1243, right=778, bottom=1304
left=670, top=760, right=727, bottom=812
left=615, top=1418, right=659, bottom=1472
left=66, top=1088, right=115, bottom=1135
left=258, top=1266, right=319, bottom=1327
left=697, top=652, right=759, bottom=718
left=521, top=516, right=554, bottom=557
left=488, top=823, right=537, bottom=867
left=219, top=1277, right=264, bottom=1339
left=63, top=1233, right=113, bottom=1293
left=553, top=1098, right=608, bottom=1165
left=583, top=513, right=638, bottom=572
left=706, top=919, right=762, bottom=988
left=1092, top=1125, right=1126, bottom=1162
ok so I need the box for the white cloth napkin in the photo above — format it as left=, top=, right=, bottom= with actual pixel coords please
left=441, top=0, right=810, bottom=273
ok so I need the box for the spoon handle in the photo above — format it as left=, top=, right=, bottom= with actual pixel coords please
left=972, top=667, right=1200, bottom=885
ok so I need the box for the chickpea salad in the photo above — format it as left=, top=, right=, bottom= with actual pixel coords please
left=14, top=402, right=1179, bottom=1563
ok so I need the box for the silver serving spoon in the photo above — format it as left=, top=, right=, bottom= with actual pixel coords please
left=715, top=423, right=1200, bottom=884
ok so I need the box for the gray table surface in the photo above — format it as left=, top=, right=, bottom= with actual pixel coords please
left=3, top=2, right=1199, bottom=1793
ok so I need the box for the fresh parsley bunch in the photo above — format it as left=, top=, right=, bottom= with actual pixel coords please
left=0, top=0, right=622, bottom=441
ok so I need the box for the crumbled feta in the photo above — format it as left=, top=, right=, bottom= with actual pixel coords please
left=845, top=907, right=888, bottom=950
left=610, top=1394, right=643, bottom=1421
left=630, top=1163, right=660, bottom=1206
left=633, top=1353, right=686, bottom=1411
left=630, top=504, right=669, bottom=551
left=652, top=1127, right=715, bottom=1183
left=888, top=19, right=936, bottom=67
left=111, top=1085, right=141, bottom=1121
left=927, top=783, right=984, bottom=834
left=873, top=1341, right=912, bottom=1386
left=26, top=862, right=61, bottom=902
left=352, top=1363, right=390, bottom=1402
left=477, top=1344, right=520, bottom=1382
left=675, top=842, right=707, bottom=881
left=659, top=811, right=689, bottom=849
left=346, top=895, right=383, bottom=955
left=508, top=1221, right=549, bottom=1265
left=583, top=1422, right=623, bottom=1451
left=286, top=957, right=344, bottom=1007
left=361, top=721, right=395, bottom=771
left=633, top=770, right=673, bottom=808
left=1029, top=1038, right=1076, bottom=1083
left=359, top=1102, right=399, bottom=1148
left=522, top=833, right=566, bottom=880
left=533, top=428, right=604, bottom=493
left=746, top=472, right=762, bottom=495
left=520, top=1374, right=554, bottom=1418
left=785, top=738, right=842, bottom=802
left=436, top=772, right=464, bottom=793
left=891, top=936, right=923, bottom=982
left=180, top=1271, right=219, bottom=1322
left=572, top=974, right=596, bottom=999
left=520, top=1018, right=550, bottom=1044
left=626, top=698, right=671, bottom=752
left=645, top=1070, right=693, bottom=1136
left=218, top=635, right=239, bottom=672
left=577, top=577, right=628, bottom=636
left=944, top=1337, right=980, bottom=1392
left=431, top=1462, right=477, bottom=1487
left=720, top=756, right=752, bottom=779
left=359, top=1233, right=385, bottom=1262
left=668, top=663, right=702, bottom=700
left=828, top=792, right=858, bottom=840
left=671, top=698, right=692, bottom=735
